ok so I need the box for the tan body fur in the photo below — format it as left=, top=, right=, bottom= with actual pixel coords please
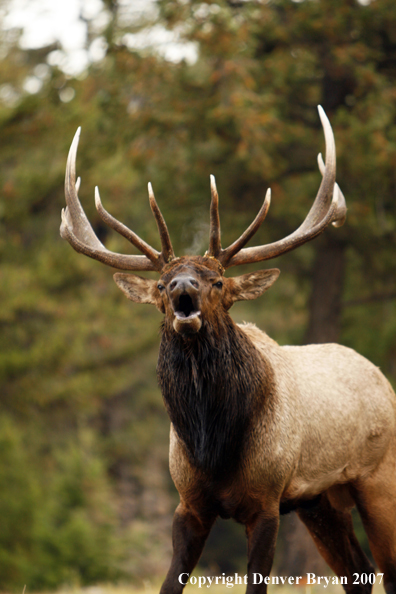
left=245, top=324, right=395, bottom=497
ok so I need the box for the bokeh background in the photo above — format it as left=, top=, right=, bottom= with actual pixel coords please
left=1, top=0, right=396, bottom=590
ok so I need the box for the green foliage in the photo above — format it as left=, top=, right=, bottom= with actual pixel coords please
left=0, top=417, right=123, bottom=590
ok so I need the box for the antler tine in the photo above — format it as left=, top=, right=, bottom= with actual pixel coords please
left=219, top=188, right=271, bottom=268
left=94, top=186, right=162, bottom=268
left=297, top=105, right=336, bottom=232
left=207, top=175, right=222, bottom=258
left=148, top=183, right=175, bottom=264
left=222, top=106, right=346, bottom=269
left=60, top=209, right=157, bottom=270
left=317, top=153, right=347, bottom=228
left=60, top=128, right=158, bottom=272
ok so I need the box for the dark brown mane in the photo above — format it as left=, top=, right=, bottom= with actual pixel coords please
left=157, top=313, right=268, bottom=477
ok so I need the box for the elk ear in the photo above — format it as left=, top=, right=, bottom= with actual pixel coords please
left=226, top=269, right=280, bottom=306
left=113, top=273, right=163, bottom=311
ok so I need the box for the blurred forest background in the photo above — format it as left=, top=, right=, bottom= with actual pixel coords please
left=1, top=0, right=396, bottom=590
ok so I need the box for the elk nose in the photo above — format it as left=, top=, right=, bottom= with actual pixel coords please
left=169, top=275, right=199, bottom=293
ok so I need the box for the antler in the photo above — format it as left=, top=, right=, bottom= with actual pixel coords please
left=207, top=106, right=346, bottom=269
left=60, top=128, right=174, bottom=272
left=61, top=107, right=345, bottom=274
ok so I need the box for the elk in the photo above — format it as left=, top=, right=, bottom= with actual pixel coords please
left=60, top=107, right=396, bottom=594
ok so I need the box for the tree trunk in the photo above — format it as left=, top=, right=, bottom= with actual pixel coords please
left=304, top=237, right=346, bottom=344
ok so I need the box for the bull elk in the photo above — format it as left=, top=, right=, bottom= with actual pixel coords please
left=60, top=107, right=396, bottom=593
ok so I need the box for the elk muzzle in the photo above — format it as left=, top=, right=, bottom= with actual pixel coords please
left=169, top=275, right=202, bottom=335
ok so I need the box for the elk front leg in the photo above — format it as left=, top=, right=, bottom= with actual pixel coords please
left=160, top=503, right=216, bottom=594
left=245, top=509, right=280, bottom=594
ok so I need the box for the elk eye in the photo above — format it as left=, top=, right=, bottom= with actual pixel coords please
left=213, top=281, right=223, bottom=289
left=157, top=284, right=165, bottom=291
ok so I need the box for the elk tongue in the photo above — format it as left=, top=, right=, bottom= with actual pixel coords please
left=174, top=310, right=201, bottom=320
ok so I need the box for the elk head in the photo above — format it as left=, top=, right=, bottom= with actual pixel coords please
left=60, top=106, right=346, bottom=336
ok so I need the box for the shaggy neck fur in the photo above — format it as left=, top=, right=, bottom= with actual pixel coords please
left=157, top=314, right=269, bottom=477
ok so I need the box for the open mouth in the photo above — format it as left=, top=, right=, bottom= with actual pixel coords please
left=174, top=293, right=201, bottom=320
